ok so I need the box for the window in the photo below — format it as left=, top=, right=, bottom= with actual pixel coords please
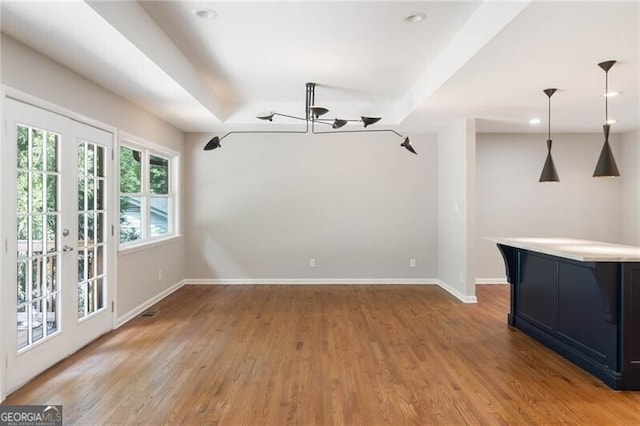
left=119, top=137, right=178, bottom=247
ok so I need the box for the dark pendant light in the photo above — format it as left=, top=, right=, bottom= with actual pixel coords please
left=361, top=116, right=382, bottom=128
left=593, top=60, right=620, bottom=177
left=309, top=105, right=329, bottom=118
left=400, top=137, right=417, bottom=155
left=204, top=136, right=222, bottom=151
left=256, top=112, right=275, bottom=121
left=332, top=118, right=348, bottom=129
left=539, top=88, right=559, bottom=182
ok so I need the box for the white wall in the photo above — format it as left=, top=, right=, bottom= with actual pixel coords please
left=476, top=132, right=623, bottom=280
left=620, top=129, right=640, bottom=245
left=184, top=131, right=437, bottom=281
left=1, top=35, right=186, bottom=319
left=0, top=10, right=4, bottom=400
left=437, top=119, right=476, bottom=301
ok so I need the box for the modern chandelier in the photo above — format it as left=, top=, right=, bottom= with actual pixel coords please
left=204, top=82, right=417, bottom=154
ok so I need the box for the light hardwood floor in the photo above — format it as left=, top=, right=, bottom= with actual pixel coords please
left=3, top=284, right=640, bottom=425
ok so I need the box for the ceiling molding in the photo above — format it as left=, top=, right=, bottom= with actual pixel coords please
left=86, top=0, right=225, bottom=122
left=394, top=0, right=532, bottom=124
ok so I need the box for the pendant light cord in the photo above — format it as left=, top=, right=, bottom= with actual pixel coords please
left=548, top=94, right=551, bottom=141
left=605, top=70, right=609, bottom=122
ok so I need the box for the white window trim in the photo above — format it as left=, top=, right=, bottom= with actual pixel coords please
left=117, top=131, right=180, bottom=252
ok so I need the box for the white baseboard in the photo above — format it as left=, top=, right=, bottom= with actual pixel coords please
left=116, top=280, right=185, bottom=328
left=184, top=278, right=439, bottom=285
left=475, top=278, right=509, bottom=285
left=436, top=280, right=478, bottom=303
left=184, top=278, right=479, bottom=304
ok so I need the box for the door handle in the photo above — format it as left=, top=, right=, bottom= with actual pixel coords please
left=63, top=244, right=74, bottom=253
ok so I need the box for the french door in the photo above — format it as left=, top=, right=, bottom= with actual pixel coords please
left=3, top=99, right=114, bottom=392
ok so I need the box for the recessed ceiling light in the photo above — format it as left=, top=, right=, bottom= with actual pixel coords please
left=192, top=8, right=217, bottom=19
left=405, top=13, right=426, bottom=23
left=605, top=119, right=618, bottom=124
left=529, top=118, right=542, bottom=125
left=603, top=91, right=621, bottom=97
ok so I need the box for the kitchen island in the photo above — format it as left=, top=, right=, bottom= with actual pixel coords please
left=489, top=237, right=640, bottom=390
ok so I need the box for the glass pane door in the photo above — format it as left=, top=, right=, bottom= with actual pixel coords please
left=4, top=99, right=114, bottom=394
left=16, top=124, right=60, bottom=351
left=77, top=141, right=107, bottom=319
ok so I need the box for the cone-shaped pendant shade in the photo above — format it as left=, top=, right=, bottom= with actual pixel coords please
left=309, top=106, right=329, bottom=118
left=400, top=137, right=418, bottom=155
left=361, top=116, right=382, bottom=128
left=256, top=111, right=275, bottom=121
left=332, top=119, right=348, bottom=129
left=539, top=140, right=559, bottom=182
left=204, top=136, right=221, bottom=151
left=593, top=125, right=619, bottom=177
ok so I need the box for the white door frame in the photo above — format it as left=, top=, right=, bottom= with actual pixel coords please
left=1, top=88, right=119, bottom=397
left=1, top=87, right=6, bottom=402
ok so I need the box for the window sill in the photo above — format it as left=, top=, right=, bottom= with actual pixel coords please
left=118, top=234, right=183, bottom=256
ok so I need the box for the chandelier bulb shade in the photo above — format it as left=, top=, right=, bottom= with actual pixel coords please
left=361, top=116, right=382, bottom=128
left=256, top=112, right=275, bottom=121
left=401, top=137, right=417, bottom=155
left=332, top=118, right=348, bottom=129
left=593, top=60, right=620, bottom=177
left=539, top=88, right=559, bottom=182
left=203, top=82, right=415, bottom=155
left=204, top=136, right=222, bottom=151
left=309, top=105, right=329, bottom=118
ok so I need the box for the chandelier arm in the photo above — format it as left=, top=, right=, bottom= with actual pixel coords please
left=219, top=118, right=310, bottom=141
left=313, top=118, right=361, bottom=123
left=310, top=117, right=336, bottom=131
left=311, top=119, right=334, bottom=126
left=272, top=112, right=307, bottom=121
left=222, top=129, right=311, bottom=140
left=264, top=113, right=364, bottom=127
left=315, top=118, right=363, bottom=123
left=311, top=127, right=404, bottom=138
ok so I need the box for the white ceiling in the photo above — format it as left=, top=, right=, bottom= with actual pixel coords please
left=1, top=1, right=638, bottom=134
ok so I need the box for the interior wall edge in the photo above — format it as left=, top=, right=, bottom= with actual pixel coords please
left=436, top=279, right=478, bottom=304
left=116, top=280, right=185, bottom=328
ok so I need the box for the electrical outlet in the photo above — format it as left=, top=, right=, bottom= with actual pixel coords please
left=309, top=258, right=316, bottom=268
left=409, top=258, right=416, bottom=268
left=158, top=269, right=163, bottom=280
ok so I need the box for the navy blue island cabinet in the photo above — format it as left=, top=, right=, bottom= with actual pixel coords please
left=489, top=238, right=640, bottom=390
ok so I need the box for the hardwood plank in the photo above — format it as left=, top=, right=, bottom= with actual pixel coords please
left=3, top=285, right=640, bottom=425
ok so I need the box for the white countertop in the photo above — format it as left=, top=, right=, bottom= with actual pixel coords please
left=486, top=237, right=640, bottom=262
